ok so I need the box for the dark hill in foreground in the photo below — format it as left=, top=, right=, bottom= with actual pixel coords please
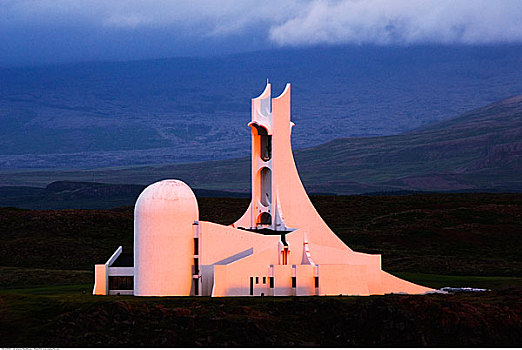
left=1, top=94, right=520, bottom=194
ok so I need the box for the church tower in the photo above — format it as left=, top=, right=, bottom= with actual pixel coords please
left=94, top=81, right=434, bottom=297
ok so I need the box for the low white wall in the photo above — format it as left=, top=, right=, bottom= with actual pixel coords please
left=93, top=264, right=107, bottom=295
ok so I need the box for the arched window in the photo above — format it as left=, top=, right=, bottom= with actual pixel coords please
left=252, top=124, right=272, bottom=161
left=259, top=212, right=272, bottom=225
left=259, top=167, right=271, bottom=207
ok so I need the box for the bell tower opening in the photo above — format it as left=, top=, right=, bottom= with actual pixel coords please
left=260, top=134, right=272, bottom=162
left=252, top=124, right=272, bottom=161
left=259, top=167, right=272, bottom=207
left=259, top=212, right=272, bottom=225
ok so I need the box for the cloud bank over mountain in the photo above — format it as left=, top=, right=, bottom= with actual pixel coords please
left=269, top=0, right=522, bottom=46
left=1, top=0, right=522, bottom=65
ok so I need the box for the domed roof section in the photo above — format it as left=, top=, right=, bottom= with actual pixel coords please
left=135, top=179, right=198, bottom=216
left=134, top=179, right=198, bottom=296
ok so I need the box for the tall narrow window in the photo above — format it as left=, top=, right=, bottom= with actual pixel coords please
left=315, top=277, right=319, bottom=288
left=269, top=277, right=274, bottom=288
left=194, top=258, right=199, bottom=275
left=282, top=246, right=288, bottom=265
left=194, top=277, right=199, bottom=296
left=250, top=277, right=254, bottom=295
left=194, top=238, right=199, bottom=255
left=260, top=135, right=272, bottom=161
left=292, top=277, right=296, bottom=288
left=263, top=277, right=266, bottom=284
left=259, top=167, right=272, bottom=207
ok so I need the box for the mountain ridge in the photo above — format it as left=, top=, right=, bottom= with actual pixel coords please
left=1, top=45, right=522, bottom=168
left=0, top=94, right=520, bottom=194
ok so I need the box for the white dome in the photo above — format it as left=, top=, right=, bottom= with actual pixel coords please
left=136, top=179, right=197, bottom=208
left=134, top=180, right=198, bottom=296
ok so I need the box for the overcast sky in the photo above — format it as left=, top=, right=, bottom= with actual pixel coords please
left=1, top=0, right=522, bottom=66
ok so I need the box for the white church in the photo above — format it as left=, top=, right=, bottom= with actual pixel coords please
left=93, top=82, right=432, bottom=297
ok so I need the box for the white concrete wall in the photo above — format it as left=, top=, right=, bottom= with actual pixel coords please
left=212, top=247, right=277, bottom=297
left=318, top=264, right=369, bottom=296
left=108, top=267, right=134, bottom=276
left=199, top=221, right=278, bottom=266
left=273, top=265, right=292, bottom=296
left=200, top=265, right=214, bottom=296
left=134, top=180, right=198, bottom=296
left=93, top=264, right=107, bottom=295
left=296, top=264, right=316, bottom=296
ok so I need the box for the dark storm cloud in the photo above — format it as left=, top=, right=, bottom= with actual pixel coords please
left=1, top=0, right=521, bottom=66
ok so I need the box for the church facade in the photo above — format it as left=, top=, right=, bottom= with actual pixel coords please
left=93, top=83, right=432, bottom=297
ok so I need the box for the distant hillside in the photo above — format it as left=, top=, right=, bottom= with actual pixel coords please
left=295, top=94, right=522, bottom=193
left=0, top=95, right=520, bottom=194
left=0, top=181, right=248, bottom=210
left=1, top=45, right=522, bottom=168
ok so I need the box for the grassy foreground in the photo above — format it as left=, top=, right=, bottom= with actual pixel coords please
left=1, top=284, right=521, bottom=347
left=1, top=193, right=522, bottom=346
